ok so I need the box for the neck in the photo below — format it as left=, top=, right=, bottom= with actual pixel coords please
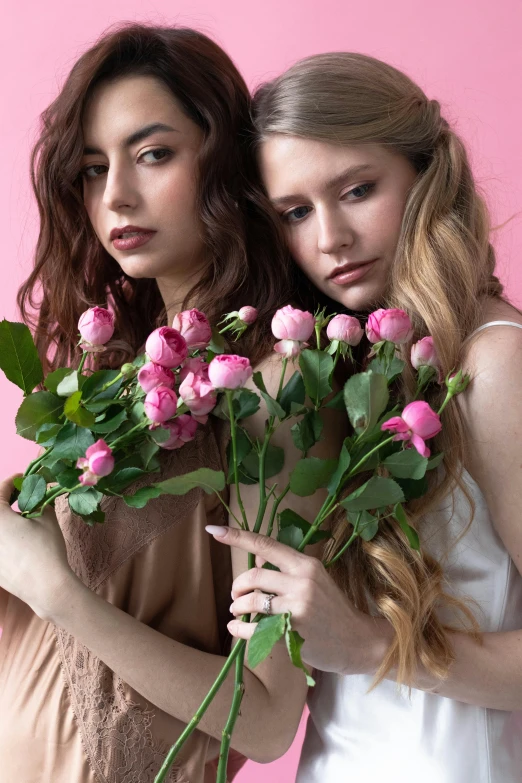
left=156, top=262, right=207, bottom=323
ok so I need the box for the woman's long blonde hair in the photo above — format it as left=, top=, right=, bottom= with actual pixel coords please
left=252, top=53, right=505, bottom=687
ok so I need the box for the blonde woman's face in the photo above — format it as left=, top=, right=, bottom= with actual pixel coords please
left=259, top=137, right=417, bottom=311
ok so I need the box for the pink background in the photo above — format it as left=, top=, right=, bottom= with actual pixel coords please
left=2, top=0, right=521, bottom=778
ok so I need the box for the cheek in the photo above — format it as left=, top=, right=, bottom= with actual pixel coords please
left=153, top=167, right=199, bottom=225
left=284, top=224, right=318, bottom=276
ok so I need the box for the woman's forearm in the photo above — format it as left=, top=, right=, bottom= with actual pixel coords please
left=49, top=574, right=303, bottom=763
left=370, top=617, right=522, bottom=710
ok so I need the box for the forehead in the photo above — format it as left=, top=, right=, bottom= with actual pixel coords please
left=259, top=136, right=403, bottom=195
left=82, top=75, right=195, bottom=144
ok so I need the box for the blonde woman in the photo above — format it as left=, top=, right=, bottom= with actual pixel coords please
left=209, top=53, right=522, bottom=781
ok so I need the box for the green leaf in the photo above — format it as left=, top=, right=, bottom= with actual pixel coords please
left=278, top=524, right=304, bottom=549
left=45, top=368, right=74, bottom=395
left=285, top=616, right=315, bottom=687
left=289, top=457, right=338, bottom=497
left=324, top=390, right=345, bottom=410
left=259, top=390, right=286, bottom=420
left=91, top=409, right=128, bottom=434
left=123, top=485, right=164, bottom=508
left=226, top=427, right=253, bottom=482
left=35, top=422, right=62, bottom=446
left=17, top=474, right=47, bottom=513
left=341, top=476, right=405, bottom=513
left=395, top=475, right=429, bottom=501
left=12, top=476, right=24, bottom=491
left=427, top=452, right=444, bottom=471
left=343, top=371, right=389, bottom=435
left=207, top=328, right=226, bottom=359
left=252, top=371, right=267, bottom=394
left=279, top=372, right=306, bottom=414
left=356, top=511, right=379, bottom=541
left=0, top=320, right=43, bottom=395
left=148, top=426, right=172, bottom=445
left=367, top=355, right=405, bottom=382
left=233, top=389, right=260, bottom=420
left=383, top=449, right=428, bottom=480
left=242, top=444, right=284, bottom=480
left=156, top=468, right=225, bottom=496
left=139, top=440, right=160, bottom=470
left=80, top=508, right=105, bottom=526
left=15, top=391, right=64, bottom=441
left=63, top=391, right=96, bottom=428
left=299, top=349, right=333, bottom=403
left=326, top=442, right=351, bottom=496
left=55, top=468, right=82, bottom=488
left=52, top=421, right=95, bottom=461
left=291, top=409, right=323, bottom=453
left=394, top=502, right=420, bottom=550
left=82, top=370, right=122, bottom=402
left=56, top=371, right=80, bottom=397
left=278, top=508, right=330, bottom=546
left=68, top=488, right=103, bottom=517
left=248, top=613, right=286, bottom=668
left=97, top=467, right=144, bottom=493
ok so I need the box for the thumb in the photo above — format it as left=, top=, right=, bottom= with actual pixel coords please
left=0, top=474, right=23, bottom=505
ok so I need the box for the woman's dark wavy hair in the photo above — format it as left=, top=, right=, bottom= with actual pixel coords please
left=18, top=23, right=294, bottom=371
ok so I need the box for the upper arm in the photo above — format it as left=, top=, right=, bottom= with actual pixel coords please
left=227, top=353, right=347, bottom=715
left=458, top=326, right=522, bottom=575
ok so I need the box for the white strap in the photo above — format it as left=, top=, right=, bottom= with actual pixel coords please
left=467, top=320, right=522, bottom=340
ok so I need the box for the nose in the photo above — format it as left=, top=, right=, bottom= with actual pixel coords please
left=102, top=164, right=138, bottom=212
left=316, top=205, right=355, bottom=255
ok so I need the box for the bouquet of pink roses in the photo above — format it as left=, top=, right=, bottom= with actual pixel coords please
left=0, top=302, right=468, bottom=782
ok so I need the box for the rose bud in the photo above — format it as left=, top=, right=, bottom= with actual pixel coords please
left=159, top=414, right=198, bottom=450
left=78, top=307, right=115, bottom=351
left=381, top=400, right=442, bottom=458
left=145, top=327, right=188, bottom=368
left=366, top=308, right=413, bottom=345
left=179, top=356, right=208, bottom=383
left=121, top=363, right=138, bottom=380
left=138, top=361, right=176, bottom=393
left=238, top=306, right=258, bottom=325
left=179, top=370, right=218, bottom=417
left=172, top=308, right=212, bottom=350
left=208, top=354, right=253, bottom=390
left=273, top=339, right=303, bottom=359
left=411, top=336, right=442, bottom=382
left=144, top=386, right=178, bottom=424
left=271, top=305, right=315, bottom=342
left=326, top=314, right=364, bottom=346
left=76, top=438, right=115, bottom=486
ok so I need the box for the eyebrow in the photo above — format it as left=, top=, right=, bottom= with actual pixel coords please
left=83, top=122, right=179, bottom=155
left=270, top=164, right=375, bottom=207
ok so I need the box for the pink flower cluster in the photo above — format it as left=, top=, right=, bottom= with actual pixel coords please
left=77, top=439, right=114, bottom=486
left=381, top=401, right=441, bottom=458
left=78, top=307, right=115, bottom=352
left=272, top=305, right=315, bottom=358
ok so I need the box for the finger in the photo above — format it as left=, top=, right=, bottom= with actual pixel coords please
left=227, top=619, right=258, bottom=640
left=0, top=475, right=22, bottom=505
left=231, top=568, right=294, bottom=600
left=206, top=525, right=308, bottom=572
left=230, top=592, right=285, bottom=617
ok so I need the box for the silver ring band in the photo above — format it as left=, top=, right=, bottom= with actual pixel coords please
left=262, top=593, right=275, bottom=615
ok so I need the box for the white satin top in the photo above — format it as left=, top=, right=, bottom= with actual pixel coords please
left=297, top=321, right=522, bottom=783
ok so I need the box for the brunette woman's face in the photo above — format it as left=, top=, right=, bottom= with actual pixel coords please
left=259, top=137, right=418, bottom=312
left=81, top=76, right=206, bottom=293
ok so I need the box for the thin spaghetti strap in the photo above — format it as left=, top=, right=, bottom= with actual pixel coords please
left=465, top=320, right=522, bottom=342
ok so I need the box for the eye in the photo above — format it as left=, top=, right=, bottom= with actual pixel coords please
left=281, top=205, right=312, bottom=224
left=343, top=182, right=375, bottom=200
left=82, top=164, right=108, bottom=180
left=138, top=148, right=173, bottom=164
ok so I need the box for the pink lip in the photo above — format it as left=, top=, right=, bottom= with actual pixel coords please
left=329, top=259, right=377, bottom=286
left=110, top=225, right=156, bottom=251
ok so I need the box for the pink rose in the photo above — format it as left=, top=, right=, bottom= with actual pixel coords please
left=76, top=438, right=115, bottom=486
left=159, top=414, right=198, bottom=450
left=238, top=306, right=258, bottom=325
left=144, top=386, right=178, bottom=423
left=381, top=401, right=442, bottom=458
left=179, top=356, right=208, bottom=383
left=273, top=339, right=303, bottom=359
left=326, top=314, right=364, bottom=346
left=366, top=309, right=413, bottom=345
left=411, top=336, right=442, bottom=382
left=137, top=362, right=176, bottom=393
left=208, top=354, right=253, bottom=390
left=78, top=307, right=115, bottom=351
left=172, top=309, right=212, bottom=350
left=179, top=370, right=218, bottom=417
left=145, top=327, right=188, bottom=368
left=271, top=306, right=315, bottom=342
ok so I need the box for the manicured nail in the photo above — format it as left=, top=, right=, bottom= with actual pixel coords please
left=205, top=525, right=227, bottom=537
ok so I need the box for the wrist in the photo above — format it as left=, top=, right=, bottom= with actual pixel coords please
left=41, top=571, right=89, bottom=626
left=366, top=616, right=394, bottom=674
left=340, top=612, right=394, bottom=677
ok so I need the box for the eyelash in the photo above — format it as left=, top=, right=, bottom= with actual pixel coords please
left=281, top=182, right=376, bottom=224
left=81, top=148, right=173, bottom=180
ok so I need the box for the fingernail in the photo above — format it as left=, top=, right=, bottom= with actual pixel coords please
left=205, top=525, right=227, bottom=537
